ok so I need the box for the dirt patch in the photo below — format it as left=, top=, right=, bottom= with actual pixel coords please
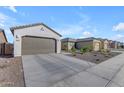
left=66, top=51, right=121, bottom=64
left=0, top=57, right=25, bottom=87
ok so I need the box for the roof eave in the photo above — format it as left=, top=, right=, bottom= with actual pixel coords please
left=10, top=23, right=62, bottom=37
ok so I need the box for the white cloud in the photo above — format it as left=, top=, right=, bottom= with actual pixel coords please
left=113, top=23, right=124, bottom=31
left=55, top=24, right=84, bottom=36
left=0, top=23, right=4, bottom=27
left=111, top=34, right=124, bottom=42
left=54, top=11, right=98, bottom=39
left=83, top=31, right=93, bottom=37
left=0, top=13, right=8, bottom=22
left=5, top=6, right=17, bottom=13
left=0, top=12, right=21, bottom=43
left=54, top=12, right=92, bottom=38
left=0, top=12, right=18, bottom=27
left=0, top=13, right=8, bottom=28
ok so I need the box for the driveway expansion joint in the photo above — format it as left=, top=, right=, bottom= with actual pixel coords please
left=105, top=62, right=124, bottom=87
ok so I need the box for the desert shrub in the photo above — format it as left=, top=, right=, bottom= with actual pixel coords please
left=63, top=43, right=68, bottom=51
left=101, top=48, right=111, bottom=54
left=100, top=49, right=105, bottom=54
left=87, top=45, right=92, bottom=52
left=100, top=49, right=110, bottom=57
left=71, top=47, right=76, bottom=56
left=106, top=49, right=111, bottom=53
left=80, top=46, right=90, bottom=55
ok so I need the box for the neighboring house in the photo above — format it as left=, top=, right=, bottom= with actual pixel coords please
left=108, top=40, right=113, bottom=48
left=120, top=42, right=124, bottom=48
left=117, top=42, right=124, bottom=48
left=75, top=37, right=102, bottom=51
left=98, top=38, right=110, bottom=50
left=61, top=38, right=76, bottom=51
left=103, top=39, right=110, bottom=50
left=0, top=28, right=9, bottom=55
left=10, top=23, right=62, bottom=57
left=110, top=41, right=118, bottom=49
left=0, top=28, right=7, bottom=43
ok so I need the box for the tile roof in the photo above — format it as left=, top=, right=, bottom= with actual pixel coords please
left=61, top=38, right=77, bottom=42
left=76, top=37, right=97, bottom=42
left=10, top=22, right=62, bottom=37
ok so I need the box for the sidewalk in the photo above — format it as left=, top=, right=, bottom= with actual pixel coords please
left=52, top=51, right=124, bottom=87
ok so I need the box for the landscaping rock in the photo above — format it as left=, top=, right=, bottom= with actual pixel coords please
left=0, top=57, right=25, bottom=87
left=66, top=51, right=121, bottom=64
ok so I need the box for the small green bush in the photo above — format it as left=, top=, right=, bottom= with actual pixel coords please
left=80, top=47, right=84, bottom=55
left=71, top=47, right=76, bottom=56
left=100, top=49, right=110, bottom=54
left=100, top=49, right=105, bottom=54
left=87, top=45, right=92, bottom=52
left=80, top=45, right=92, bottom=55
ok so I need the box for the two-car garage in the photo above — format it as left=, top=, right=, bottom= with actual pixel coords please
left=22, top=36, right=56, bottom=55
left=10, top=23, right=61, bottom=57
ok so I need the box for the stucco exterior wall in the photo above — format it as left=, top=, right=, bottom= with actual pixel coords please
left=61, top=42, right=68, bottom=50
left=93, top=40, right=101, bottom=51
left=0, top=32, right=7, bottom=43
left=61, top=41, right=75, bottom=51
left=67, top=42, right=75, bottom=50
left=100, top=40, right=109, bottom=50
left=76, top=40, right=93, bottom=49
left=110, top=42, right=117, bottom=49
left=13, top=25, right=61, bottom=57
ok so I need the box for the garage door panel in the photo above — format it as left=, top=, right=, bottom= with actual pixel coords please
left=22, top=37, right=56, bottom=55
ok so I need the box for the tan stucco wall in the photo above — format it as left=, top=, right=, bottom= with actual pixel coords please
left=61, top=42, right=68, bottom=50
left=93, top=40, right=101, bottom=51
left=101, top=40, right=109, bottom=50
left=13, top=25, right=61, bottom=57
left=0, top=32, right=7, bottom=43
left=68, top=42, right=75, bottom=50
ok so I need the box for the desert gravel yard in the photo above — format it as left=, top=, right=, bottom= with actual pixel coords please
left=0, top=57, right=25, bottom=87
left=66, top=51, right=121, bottom=64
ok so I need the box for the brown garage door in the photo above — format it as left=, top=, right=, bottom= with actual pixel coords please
left=22, top=36, right=56, bottom=55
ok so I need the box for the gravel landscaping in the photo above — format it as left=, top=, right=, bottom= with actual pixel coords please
left=0, top=57, right=25, bottom=87
left=66, top=51, right=121, bottom=64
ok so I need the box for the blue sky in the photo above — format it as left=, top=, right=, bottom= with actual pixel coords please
left=0, top=6, right=124, bottom=43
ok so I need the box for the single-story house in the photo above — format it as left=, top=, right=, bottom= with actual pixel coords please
left=0, top=28, right=7, bottom=43
left=110, top=41, right=124, bottom=49
left=75, top=37, right=102, bottom=51
left=98, top=38, right=110, bottom=50
left=108, top=40, right=113, bottom=48
left=120, top=42, right=124, bottom=48
left=0, top=29, right=13, bottom=55
left=117, top=42, right=120, bottom=48
left=10, top=23, right=62, bottom=57
left=110, top=41, right=118, bottom=49
left=61, top=38, right=76, bottom=51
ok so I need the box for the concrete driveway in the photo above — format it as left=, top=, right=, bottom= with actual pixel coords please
left=22, top=54, right=95, bottom=87
left=22, top=52, right=124, bottom=87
